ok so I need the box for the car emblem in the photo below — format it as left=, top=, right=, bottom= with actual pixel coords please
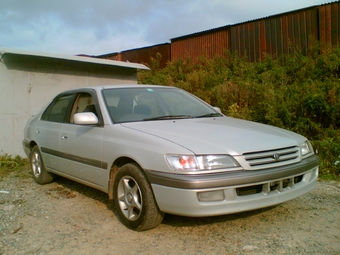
left=272, top=153, right=280, bottom=161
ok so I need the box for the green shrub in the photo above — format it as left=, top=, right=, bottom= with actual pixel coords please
left=139, top=44, right=340, bottom=179
left=312, top=129, right=340, bottom=179
left=0, top=154, right=30, bottom=179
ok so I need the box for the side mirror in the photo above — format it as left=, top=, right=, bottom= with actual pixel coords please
left=74, top=112, right=98, bottom=125
left=213, top=107, right=222, bottom=113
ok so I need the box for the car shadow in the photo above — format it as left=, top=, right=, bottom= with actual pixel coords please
left=161, top=206, right=277, bottom=228
left=54, top=176, right=115, bottom=211
left=53, top=176, right=278, bottom=228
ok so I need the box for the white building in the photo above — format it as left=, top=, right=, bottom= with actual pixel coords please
left=0, top=48, right=148, bottom=156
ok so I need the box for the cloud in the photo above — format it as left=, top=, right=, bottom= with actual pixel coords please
left=0, top=0, right=332, bottom=55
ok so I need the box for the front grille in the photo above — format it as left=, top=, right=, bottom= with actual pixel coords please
left=236, top=184, right=262, bottom=196
left=236, top=174, right=303, bottom=196
left=243, top=146, right=299, bottom=167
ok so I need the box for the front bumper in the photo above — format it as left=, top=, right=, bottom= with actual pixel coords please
left=146, top=155, right=319, bottom=217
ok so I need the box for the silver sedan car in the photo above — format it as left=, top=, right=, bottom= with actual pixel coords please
left=23, top=85, right=319, bottom=231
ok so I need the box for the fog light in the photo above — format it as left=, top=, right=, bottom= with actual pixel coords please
left=197, top=190, right=225, bottom=202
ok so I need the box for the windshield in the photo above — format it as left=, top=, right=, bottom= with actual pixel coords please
left=102, top=87, right=222, bottom=123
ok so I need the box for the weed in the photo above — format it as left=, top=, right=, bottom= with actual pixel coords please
left=0, top=154, right=31, bottom=180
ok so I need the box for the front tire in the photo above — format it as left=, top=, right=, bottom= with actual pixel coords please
left=113, top=163, right=164, bottom=231
left=30, top=145, right=54, bottom=184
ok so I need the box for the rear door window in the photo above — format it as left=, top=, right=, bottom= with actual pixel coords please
left=41, top=94, right=74, bottom=123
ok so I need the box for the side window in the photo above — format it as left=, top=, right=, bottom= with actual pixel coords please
left=41, top=95, right=73, bottom=123
left=70, top=93, right=98, bottom=123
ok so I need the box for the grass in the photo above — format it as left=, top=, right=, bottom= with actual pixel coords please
left=0, top=154, right=31, bottom=180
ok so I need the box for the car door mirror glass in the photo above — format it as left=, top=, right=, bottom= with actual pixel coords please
left=74, top=112, right=98, bottom=125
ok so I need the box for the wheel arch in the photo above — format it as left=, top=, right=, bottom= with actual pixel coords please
left=108, top=156, right=145, bottom=201
left=27, top=141, right=38, bottom=153
left=29, top=141, right=38, bottom=148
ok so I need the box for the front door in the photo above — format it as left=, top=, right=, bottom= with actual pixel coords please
left=59, top=92, right=106, bottom=187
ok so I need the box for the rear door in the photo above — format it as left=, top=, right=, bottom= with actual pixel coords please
left=36, top=93, right=74, bottom=172
left=59, top=91, right=106, bottom=187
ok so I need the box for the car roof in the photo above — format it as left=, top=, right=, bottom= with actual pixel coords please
left=98, top=84, right=170, bottom=90
left=60, top=84, right=172, bottom=95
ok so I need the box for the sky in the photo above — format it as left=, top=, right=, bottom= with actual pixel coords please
left=0, top=0, right=333, bottom=56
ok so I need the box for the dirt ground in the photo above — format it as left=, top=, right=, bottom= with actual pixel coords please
left=0, top=175, right=339, bottom=255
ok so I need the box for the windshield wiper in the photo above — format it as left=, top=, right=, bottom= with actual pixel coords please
left=143, top=115, right=193, bottom=121
left=195, top=112, right=223, bottom=118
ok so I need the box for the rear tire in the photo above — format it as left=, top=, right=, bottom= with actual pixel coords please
left=113, top=163, right=164, bottom=231
left=30, top=145, right=54, bottom=184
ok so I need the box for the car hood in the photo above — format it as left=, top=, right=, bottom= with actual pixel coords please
left=121, top=117, right=305, bottom=155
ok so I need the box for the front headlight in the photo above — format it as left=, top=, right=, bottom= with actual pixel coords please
left=166, top=154, right=240, bottom=171
left=300, top=140, right=313, bottom=156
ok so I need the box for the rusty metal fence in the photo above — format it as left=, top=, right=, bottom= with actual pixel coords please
left=171, top=2, right=339, bottom=62
left=96, top=2, right=339, bottom=65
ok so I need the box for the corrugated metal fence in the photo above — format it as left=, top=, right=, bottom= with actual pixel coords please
left=97, top=43, right=170, bottom=68
left=171, top=2, right=339, bottom=62
left=96, top=2, right=339, bottom=65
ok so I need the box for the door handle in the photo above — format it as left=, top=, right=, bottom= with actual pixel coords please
left=62, top=135, right=68, bottom=139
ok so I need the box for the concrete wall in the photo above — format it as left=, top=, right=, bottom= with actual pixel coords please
left=0, top=50, right=145, bottom=157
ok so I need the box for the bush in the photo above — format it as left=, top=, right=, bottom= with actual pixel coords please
left=139, top=45, right=340, bottom=179
left=0, top=154, right=30, bottom=179
left=312, top=129, right=340, bottom=179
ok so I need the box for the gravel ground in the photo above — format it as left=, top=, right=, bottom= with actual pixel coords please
left=0, top=175, right=339, bottom=255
